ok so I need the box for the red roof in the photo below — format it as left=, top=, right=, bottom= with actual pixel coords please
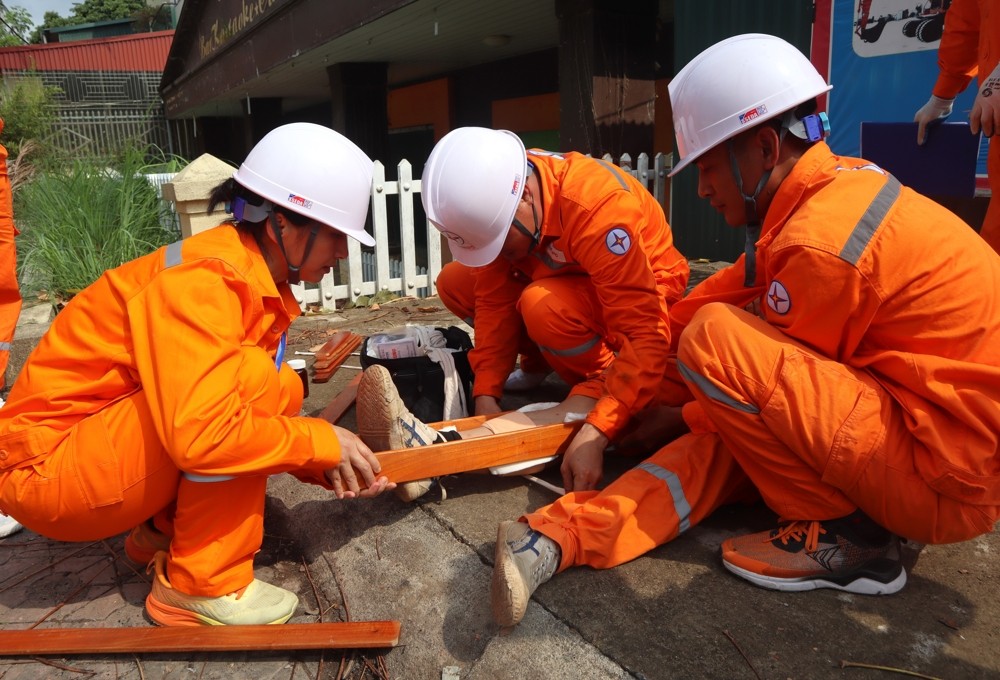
left=0, top=30, right=174, bottom=72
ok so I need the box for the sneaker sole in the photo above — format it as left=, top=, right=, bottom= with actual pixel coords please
left=490, top=521, right=530, bottom=627
left=145, top=594, right=296, bottom=627
left=723, top=560, right=907, bottom=595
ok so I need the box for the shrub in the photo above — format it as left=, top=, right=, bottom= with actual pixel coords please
left=0, top=75, right=59, bottom=163
left=15, top=145, right=183, bottom=307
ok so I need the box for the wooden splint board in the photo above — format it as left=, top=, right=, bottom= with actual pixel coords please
left=0, top=621, right=401, bottom=656
left=369, top=416, right=581, bottom=484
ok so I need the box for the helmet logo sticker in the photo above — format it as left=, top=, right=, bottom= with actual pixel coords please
left=605, top=227, right=631, bottom=256
left=739, top=104, right=768, bottom=126
left=288, top=194, right=313, bottom=210
left=766, top=280, right=791, bottom=315
left=511, top=173, right=523, bottom=196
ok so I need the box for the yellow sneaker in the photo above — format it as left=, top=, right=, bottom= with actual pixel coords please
left=124, top=520, right=172, bottom=566
left=145, top=552, right=299, bottom=626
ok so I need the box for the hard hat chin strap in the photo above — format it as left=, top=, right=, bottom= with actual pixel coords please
left=510, top=173, right=542, bottom=253
left=511, top=201, right=541, bottom=253
left=727, top=124, right=788, bottom=286
left=269, top=212, right=320, bottom=285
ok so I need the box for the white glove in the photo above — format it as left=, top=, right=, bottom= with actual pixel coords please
left=914, top=95, right=954, bottom=145
left=970, top=62, right=1000, bottom=137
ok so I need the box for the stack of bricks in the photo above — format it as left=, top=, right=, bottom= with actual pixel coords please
left=311, top=331, right=364, bottom=383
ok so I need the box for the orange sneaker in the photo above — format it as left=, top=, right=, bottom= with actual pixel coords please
left=145, top=552, right=299, bottom=626
left=124, top=520, right=172, bottom=566
left=721, top=512, right=906, bottom=595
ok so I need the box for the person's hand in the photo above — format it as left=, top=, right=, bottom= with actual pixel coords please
left=474, top=395, right=503, bottom=416
left=324, top=425, right=395, bottom=499
left=914, top=94, right=954, bottom=144
left=560, top=423, right=609, bottom=492
left=614, top=403, right=688, bottom=457
left=970, top=63, right=1000, bottom=137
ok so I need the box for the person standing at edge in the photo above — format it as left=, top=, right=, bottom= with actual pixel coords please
left=373, top=127, right=688, bottom=500
left=0, top=118, right=24, bottom=539
left=914, top=0, right=1000, bottom=253
left=484, top=34, right=1000, bottom=627
left=0, top=123, right=395, bottom=626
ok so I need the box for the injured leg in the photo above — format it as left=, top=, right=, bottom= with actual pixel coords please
left=355, top=366, right=594, bottom=500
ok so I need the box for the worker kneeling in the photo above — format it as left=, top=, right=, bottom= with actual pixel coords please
left=404, top=125, right=690, bottom=502
left=0, top=124, right=395, bottom=626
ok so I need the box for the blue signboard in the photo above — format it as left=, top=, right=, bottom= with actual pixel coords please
left=826, top=0, right=988, bottom=196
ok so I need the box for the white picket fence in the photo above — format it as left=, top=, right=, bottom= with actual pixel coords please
left=148, top=151, right=671, bottom=312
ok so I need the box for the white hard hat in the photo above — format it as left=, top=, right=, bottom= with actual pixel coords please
left=668, top=34, right=832, bottom=176
left=233, top=122, right=375, bottom=246
left=421, top=127, right=527, bottom=267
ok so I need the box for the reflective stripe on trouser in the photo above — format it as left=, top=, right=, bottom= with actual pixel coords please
left=978, top=138, right=1000, bottom=256
left=436, top=261, right=550, bottom=375
left=0, top=382, right=303, bottom=597
left=676, top=302, right=999, bottom=545
left=515, top=275, right=615, bottom=395
left=523, top=432, right=757, bottom=570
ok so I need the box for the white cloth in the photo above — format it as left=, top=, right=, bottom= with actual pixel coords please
left=0, top=514, right=23, bottom=538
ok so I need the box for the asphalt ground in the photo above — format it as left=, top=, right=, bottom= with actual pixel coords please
left=0, top=278, right=997, bottom=679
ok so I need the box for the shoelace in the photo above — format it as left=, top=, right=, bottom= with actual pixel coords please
left=769, top=520, right=827, bottom=552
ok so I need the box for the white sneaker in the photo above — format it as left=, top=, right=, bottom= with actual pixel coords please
left=490, top=521, right=560, bottom=626
left=504, top=369, right=551, bottom=392
left=0, top=514, right=23, bottom=538
left=357, top=364, right=440, bottom=502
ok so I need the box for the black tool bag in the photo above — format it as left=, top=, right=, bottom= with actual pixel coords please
left=359, top=326, right=475, bottom=423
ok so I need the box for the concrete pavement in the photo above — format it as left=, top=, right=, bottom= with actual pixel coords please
left=0, top=297, right=997, bottom=679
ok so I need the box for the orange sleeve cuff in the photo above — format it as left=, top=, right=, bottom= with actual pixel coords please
left=932, top=72, right=975, bottom=100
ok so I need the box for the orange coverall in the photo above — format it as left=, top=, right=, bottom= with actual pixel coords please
left=0, top=224, right=341, bottom=596
left=525, top=142, right=1000, bottom=571
left=437, top=150, right=690, bottom=439
left=0, top=120, right=22, bottom=392
left=932, top=0, right=1000, bottom=253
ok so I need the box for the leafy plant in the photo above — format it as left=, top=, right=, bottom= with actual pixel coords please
left=14, top=145, right=183, bottom=307
left=0, top=74, right=59, bottom=162
left=0, top=4, right=32, bottom=46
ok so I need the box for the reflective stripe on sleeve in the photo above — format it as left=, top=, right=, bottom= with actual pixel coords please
left=839, top=176, right=902, bottom=265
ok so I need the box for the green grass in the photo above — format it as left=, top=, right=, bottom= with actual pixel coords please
left=15, top=146, right=184, bottom=307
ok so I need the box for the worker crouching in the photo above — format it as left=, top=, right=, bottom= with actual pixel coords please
left=489, top=34, right=1000, bottom=627
left=0, top=123, right=395, bottom=626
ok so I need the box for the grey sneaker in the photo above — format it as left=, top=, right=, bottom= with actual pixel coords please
left=491, top=521, right=560, bottom=626
left=357, top=364, right=440, bottom=501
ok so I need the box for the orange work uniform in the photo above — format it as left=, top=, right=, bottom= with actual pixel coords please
left=0, top=224, right=341, bottom=596
left=932, top=0, right=1000, bottom=253
left=437, top=150, right=690, bottom=439
left=0, top=120, right=22, bottom=392
left=525, top=142, right=1000, bottom=572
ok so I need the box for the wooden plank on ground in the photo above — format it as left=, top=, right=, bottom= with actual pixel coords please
left=319, top=373, right=362, bottom=424
left=369, top=422, right=580, bottom=484
left=0, top=621, right=401, bottom=656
